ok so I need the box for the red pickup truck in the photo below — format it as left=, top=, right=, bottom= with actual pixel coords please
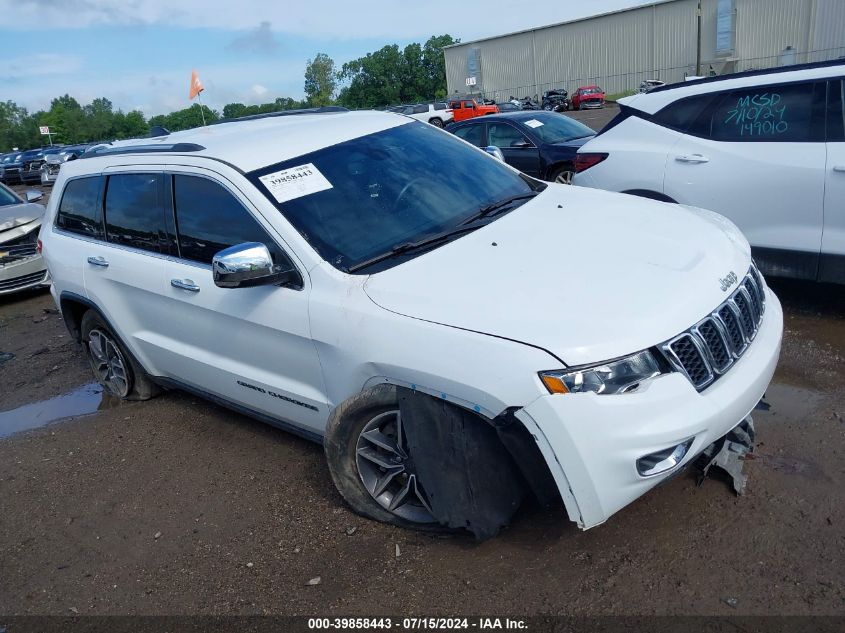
left=447, top=97, right=499, bottom=122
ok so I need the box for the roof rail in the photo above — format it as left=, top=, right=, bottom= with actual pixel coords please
left=80, top=142, right=206, bottom=159
left=649, top=58, right=845, bottom=94
left=213, top=105, right=348, bottom=125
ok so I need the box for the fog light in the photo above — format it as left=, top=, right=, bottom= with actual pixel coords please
left=637, top=439, right=694, bottom=477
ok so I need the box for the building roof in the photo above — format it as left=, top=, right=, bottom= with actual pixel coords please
left=443, top=0, right=683, bottom=50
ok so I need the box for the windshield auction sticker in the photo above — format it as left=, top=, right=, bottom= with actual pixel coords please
left=259, top=163, right=333, bottom=203
left=524, top=119, right=544, bottom=128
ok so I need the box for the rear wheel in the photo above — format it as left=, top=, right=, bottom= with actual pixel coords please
left=81, top=310, right=160, bottom=400
left=429, top=118, right=443, bottom=128
left=550, top=165, right=575, bottom=185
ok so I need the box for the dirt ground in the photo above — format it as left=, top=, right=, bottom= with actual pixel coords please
left=1, top=112, right=844, bottom=616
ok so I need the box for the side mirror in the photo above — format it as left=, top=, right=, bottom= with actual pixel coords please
left=24, top=190, right=43, bottom=203
left=484, top=146, right=505, bottom=161
left=510, top=140, right=532, bottom=148
left=212, top=242, right=297, bottom=289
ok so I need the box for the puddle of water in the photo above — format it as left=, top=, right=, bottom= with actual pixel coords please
left=0, top=383, right=120, bottom=439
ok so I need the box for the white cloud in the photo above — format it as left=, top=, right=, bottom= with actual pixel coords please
left=1, top=0, right=654, bottom=41
left=0, top=54, right=84, bottom=80
left=251, top=84, right=269, bottom=98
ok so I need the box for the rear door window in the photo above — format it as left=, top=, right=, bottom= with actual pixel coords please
left=56, top=176, right=104, bottom=239
left=434, top=102, right=448, bottom=111
left=453, top=123, right=485, bottom=147
left=104, top=173, right=166, bottom=253
left=695, top=81, right=826, bottom=142
left=172, top=174, right=284, bottom=265
left=413, top=104, right=428, bottom=114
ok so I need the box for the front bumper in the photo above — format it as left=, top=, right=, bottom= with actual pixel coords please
left=20, top=169, right=42, bottom=184
left=0, top=253, right=50, bottom=295
left=516, top=288, right=783, bottom=529
left=0, top=167, right=22, bottom=184
left=580, top=100, right=604, bottom=109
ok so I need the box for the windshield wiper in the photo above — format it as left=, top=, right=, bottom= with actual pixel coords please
left=460, top=192, right=538, bottom=226
left=347, top=225, right=482, bottom=273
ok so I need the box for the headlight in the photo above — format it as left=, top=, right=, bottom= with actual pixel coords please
left=540, top=350, right=663, bottom=395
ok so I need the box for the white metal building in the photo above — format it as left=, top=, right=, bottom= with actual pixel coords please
left=444, top=0, right=845, bottom=102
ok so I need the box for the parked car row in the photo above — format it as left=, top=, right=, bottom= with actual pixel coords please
left=0, top=143, right=96, bottom=187
left=574, top=58, right=845, bottom=285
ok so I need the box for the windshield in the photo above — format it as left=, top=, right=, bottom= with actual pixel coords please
left=247, top=121, right=539, bottom=272
left=582, top=87, right=603, bottom=95
left=524, top=114, right=595, bottom=143
left=0, top=183, right=21, bottom=207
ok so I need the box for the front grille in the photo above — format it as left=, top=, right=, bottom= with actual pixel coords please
left=0, top=228, right=39, bottom=264
left=661, top=265, right=766, bottom=391
left=0, top=269, right=46, bottom=291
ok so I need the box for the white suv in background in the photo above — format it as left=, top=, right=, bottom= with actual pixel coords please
left=574, top=60, right=845, bottom=284
left=394, top=102, right=454, bottom=127
left=40, top=108, right=782, bottom=539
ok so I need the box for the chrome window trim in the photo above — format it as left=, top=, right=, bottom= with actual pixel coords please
left=51, top=169, right=305, bottom=288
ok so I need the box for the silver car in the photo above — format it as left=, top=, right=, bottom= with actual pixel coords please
left=0, top=184, right=50, bottom=295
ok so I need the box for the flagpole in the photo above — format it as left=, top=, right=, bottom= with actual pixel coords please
left=196, top=91, right=207, bottom=126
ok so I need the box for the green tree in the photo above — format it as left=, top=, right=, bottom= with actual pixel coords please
left=304, top=53, right=337, bottom=107
left=337, top=34, right=457, bottom=108
left=148, top=103, right=218, bottom=132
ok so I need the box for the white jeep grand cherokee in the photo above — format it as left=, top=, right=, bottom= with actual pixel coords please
left=39, top=107, right=783, bottom=538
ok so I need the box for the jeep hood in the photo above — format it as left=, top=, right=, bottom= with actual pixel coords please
left=0, top=202, right=44, bottom=235
left=363, top=186, right=752, bottom=366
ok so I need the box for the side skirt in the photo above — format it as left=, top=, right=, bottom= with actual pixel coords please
left=152, top=376, right=324, bottom=445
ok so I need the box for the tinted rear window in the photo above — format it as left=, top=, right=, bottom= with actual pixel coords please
left=653, top=93, right=718, bottom=132
left=104, top=174, right=165, bottom=253
left=706, top=82, right=825, bottom=142
left=434, top=102, right=448, bottom=110
left=56, top=176, right=104, bottom=238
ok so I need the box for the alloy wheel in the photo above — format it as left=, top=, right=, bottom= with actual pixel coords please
left=355, top=410, right=435, bottom=523
left=88, top=329, right=130, bottom=397
left=555, top=170, right=575, bottom=185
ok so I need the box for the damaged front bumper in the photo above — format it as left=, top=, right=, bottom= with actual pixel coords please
left=515, top=289, right=783, bottom=530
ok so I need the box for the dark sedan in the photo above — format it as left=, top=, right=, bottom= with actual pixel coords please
left=446, top=111, right=595, bottom=184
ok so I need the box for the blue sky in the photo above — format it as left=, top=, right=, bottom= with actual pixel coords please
left=0, top=0, right=652, bottom=117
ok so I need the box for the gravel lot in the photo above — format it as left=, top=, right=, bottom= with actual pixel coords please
left=1, top=109, right=843, bottom=616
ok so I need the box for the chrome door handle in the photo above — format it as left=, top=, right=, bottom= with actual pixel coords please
left=833, top=165, right=845, bottom=173
left=87, top=256, right=109, bottom=268
left=675, top=154, right=709, bottom=164
left=170, top=278, right=200, bottom=292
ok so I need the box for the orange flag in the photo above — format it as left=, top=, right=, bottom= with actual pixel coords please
left=189, top=70, right=204, bottom=100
